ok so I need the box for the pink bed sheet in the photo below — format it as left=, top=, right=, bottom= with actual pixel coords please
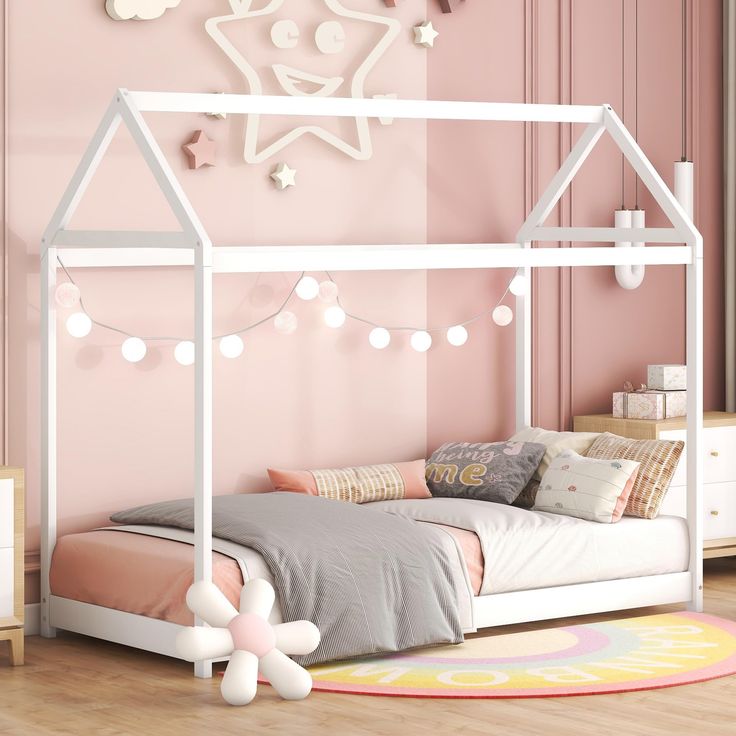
left=50, top=525, right=483, bottom=626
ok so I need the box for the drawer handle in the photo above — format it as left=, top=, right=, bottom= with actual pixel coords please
left=710, top=510, right=719, bottom=516
left=710, top=450, right=719, bottom=457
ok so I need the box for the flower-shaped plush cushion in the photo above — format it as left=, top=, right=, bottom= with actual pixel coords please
left=176, top=579, right=320, bottom=706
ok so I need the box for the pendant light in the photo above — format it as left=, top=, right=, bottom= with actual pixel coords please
left=615, top=0, right=646, bottom=290
left=674, top=0, right=694, bottom=219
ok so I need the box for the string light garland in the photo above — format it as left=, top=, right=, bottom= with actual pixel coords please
left=54, top=256, right=525, bottom=362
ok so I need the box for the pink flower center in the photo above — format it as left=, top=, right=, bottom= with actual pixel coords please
left=227, top=613, right=276, bottom=658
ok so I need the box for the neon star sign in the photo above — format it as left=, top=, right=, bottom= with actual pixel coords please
left=205, top=1, right=400, bottom=163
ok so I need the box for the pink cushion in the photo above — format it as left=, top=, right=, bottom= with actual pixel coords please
left=267, top=460, right=431, bottom=504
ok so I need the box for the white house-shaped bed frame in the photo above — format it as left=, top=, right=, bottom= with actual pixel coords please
left=40, top=90, right=704, bottom=679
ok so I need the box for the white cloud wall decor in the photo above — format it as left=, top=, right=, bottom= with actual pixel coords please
left=105, top=0, right=181, bottom=21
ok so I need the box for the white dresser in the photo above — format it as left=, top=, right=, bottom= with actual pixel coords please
left=0, top=467, right=24, bottom=665
left=574, top=413, right=736, bottom=559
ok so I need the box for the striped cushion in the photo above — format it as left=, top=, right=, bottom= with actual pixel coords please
left=267, top=460, right=430, bottom=504
left=583, top=432, right=684, bottom=519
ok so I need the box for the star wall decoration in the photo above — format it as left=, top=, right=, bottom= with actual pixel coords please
left=182, top=130, right=217, bottom=169
left=414, top=21, right=439, bottom=48
left=270, top=162, right=297, bottom=190
left=205, top=0, right=401, bottom=163
left=382, top=0, right=467, bottom=11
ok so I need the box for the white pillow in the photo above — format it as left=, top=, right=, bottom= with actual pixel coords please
left=533, top=450, right=640, bottom=523
left=510, top=427, right=600, bottom=481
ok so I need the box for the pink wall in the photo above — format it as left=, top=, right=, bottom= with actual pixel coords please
left=427, top=0, right=724, bottom=450
left=6, top=1, right=724, bottom=600
left=8, top=1, right=428, bottom=598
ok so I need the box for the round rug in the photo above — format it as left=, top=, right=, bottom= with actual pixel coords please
left=306, top=612, right=736, bottom=698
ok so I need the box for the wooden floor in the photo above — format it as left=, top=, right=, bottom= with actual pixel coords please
left=2, top=559, right=736, bottom=736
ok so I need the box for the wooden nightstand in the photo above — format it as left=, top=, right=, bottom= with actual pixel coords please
left=0, top=467, right=24, bottom=665
left=574, top=412, right=736, bottom=559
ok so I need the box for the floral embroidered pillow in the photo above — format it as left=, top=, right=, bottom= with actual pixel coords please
left=533, top=450, right=640, bottom=523
left=425, top=441, right=546, bottom=504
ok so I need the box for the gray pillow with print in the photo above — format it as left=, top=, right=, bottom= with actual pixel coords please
left=426, top=441, right=546, bottom=504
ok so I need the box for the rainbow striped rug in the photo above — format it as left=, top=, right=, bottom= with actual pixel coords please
left=307, top=612, right=736, bottom=698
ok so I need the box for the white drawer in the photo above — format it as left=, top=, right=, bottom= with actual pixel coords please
left=0, top=479, right=13, bottom=548
left=703, top=482, right=736, bottom=540
left=660, top=426, right=736, bottom=487
left=659, top=482, right=736, bottom=540
left=0, top=547, right=13, bottom=618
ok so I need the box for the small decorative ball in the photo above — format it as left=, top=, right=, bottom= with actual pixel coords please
left=54, top=282, right=81, bottom=309
left=219, top=334, right=244, bottom=359
left=66, top=312, right=92, bottom=338
left=318, top=280, right=339, bottom=302
left=121, top=337, right=147, bottom=363
left=410, top=330, right=432, bottom=352
left=274, top=311, right=298, bottom=335
left=368, top=327, right=391, bottom=350
left=492, top=305, right=514, bottom=327
left=446, top=325, right=468, bottom=347
left=324, top=306, right=346, bottom=329
left=295, top=276, right=319, bottom=301
left=174, top=340, right=195, bottom=366
left=509, top=274, right=527, bottom=297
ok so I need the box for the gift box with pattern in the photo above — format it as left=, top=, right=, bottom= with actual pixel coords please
left=647, top=364, right=687, bottom=391
left=612, top=389, right=687, bottom=420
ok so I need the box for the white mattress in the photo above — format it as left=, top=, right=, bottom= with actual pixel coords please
left=369, top=497, right=690, bottom=596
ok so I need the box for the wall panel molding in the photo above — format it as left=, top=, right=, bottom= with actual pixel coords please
left=558, top=0, right=573, bottom=430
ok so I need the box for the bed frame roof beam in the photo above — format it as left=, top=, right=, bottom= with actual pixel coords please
left=54, top=244, right=692, bottom=271
left=127, top=90, right=605, bottom=124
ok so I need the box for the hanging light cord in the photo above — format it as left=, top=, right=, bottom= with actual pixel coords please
left=326, top=271, right=512, bottom=333
left=57, top=255, right=303, bottom=342
left=634, top=0, right=640, bottom=208
left=57, top=256, right=519, bottom=342
left=621, top=0, right=626, bottom=209
left=681, top=0, right=687, bottom=161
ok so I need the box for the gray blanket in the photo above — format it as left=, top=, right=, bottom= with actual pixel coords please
left=111, top=492, right=463, bottom=665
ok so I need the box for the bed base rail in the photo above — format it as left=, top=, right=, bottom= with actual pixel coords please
left=50, top=572, right=693, bottom=678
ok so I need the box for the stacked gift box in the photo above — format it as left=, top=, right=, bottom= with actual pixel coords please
left=612, top=364, right=687, bottom=420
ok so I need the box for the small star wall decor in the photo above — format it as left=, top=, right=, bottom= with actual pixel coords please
left=383, top=0, right=467, bottom=12
left=270, top=163, right=297, bottom=191
left=437, top=0, right=467, bottom=12
left=414, top=21, right=439, bottom=48
left=182, top=130, right=216, bottom=169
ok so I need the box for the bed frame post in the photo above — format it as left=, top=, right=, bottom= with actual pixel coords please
left=686, top=234, right=704, bottom=612
left=194, top=237, right=214, bottom=679
left=40, top=244, right=57, bottom=638
left=515, top=244, right=532, bottom=430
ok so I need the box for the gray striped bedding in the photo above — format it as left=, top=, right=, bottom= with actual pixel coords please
left=110, top=492, right=464, bottom=665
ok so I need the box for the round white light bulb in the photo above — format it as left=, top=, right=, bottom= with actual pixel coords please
left=509, top=274, right=527, bottom=297
left=492, top=305, right=514, bottom=327
left=66, top=312, right=92, bottom=338
left=174, top=340, right=195, bottom=366
left=55, top=282, right=81, bottom=308
left=324, top=306, right=346, bottom=329
left=295, top=276, right=319, bottom=301
left=121, top=337, right=147, bottom=363
left=368, top=327, right=391, bottom=350
left=446, top=325, right=468, bottom=347
left=219, top=334, right=244, bottom=359
left=318, top=280, right=339, bottom=302
left=274, top=311, right=298, bottom=335
left=410, top=330, right=432, bottom=353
